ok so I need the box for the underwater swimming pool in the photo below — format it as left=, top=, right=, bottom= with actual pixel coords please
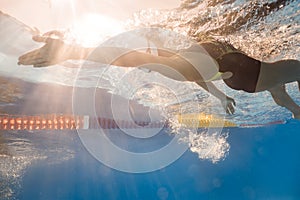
left=1, top=0, right=300, bottom=199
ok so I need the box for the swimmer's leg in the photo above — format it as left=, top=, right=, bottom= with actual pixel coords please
left=258, top=60, right=300, bottom=91
left=268, top=85, right=300, bottom=119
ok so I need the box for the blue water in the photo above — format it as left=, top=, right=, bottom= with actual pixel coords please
left=15, top=122, right=300, bottom=200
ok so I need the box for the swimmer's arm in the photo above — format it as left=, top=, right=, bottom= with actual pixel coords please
left=18, top=35, right=178, bottom=67
left=196, top=81, right=236, bottom=114
left=88, top=47, right=176, bottom=67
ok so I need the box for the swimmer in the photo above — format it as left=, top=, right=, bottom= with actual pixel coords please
left=195, top=40, right=300, bottom=119
left=18, top=33, right=300, bottom=118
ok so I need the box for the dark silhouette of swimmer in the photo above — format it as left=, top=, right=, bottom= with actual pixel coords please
left=18, top=32, right=300, bottom=119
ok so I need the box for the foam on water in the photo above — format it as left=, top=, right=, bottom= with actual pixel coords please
left=166, top=114, right=230, bottom=164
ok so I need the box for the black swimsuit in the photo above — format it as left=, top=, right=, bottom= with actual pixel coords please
left=216, top=52, right=261, bottom=93
left=199, top=41, right=261, bottom=93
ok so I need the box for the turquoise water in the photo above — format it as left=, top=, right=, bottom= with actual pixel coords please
left=1, top=0, right=300, bottom=199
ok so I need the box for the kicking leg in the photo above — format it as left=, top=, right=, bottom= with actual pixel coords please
left=268, top=85, right=300, bottom=119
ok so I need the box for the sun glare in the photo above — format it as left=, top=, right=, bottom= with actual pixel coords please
left=69, top=13, right=124, bottom=47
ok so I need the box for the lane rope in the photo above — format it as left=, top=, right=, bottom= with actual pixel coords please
left=0, top=113, right=237, bottom=130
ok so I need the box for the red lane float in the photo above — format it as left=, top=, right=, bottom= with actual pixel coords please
left=0, top=114, right=166, bottom=130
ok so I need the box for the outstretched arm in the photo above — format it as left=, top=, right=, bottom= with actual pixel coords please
left=269, top=85, right=300, bottom=119
left=196, top=81, right=236, bottom=114
left=17, top=35, right=135, bottom=67
left=18, top=35, right=79, bottom=67
left=18, top=35, right=178, bottom=68
left=17, top=35, right=207, bottom=82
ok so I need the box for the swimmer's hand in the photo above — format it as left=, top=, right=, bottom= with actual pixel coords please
left=222, top=96, right=236, bottom=115
left=18, top=35, right=75, bottom=67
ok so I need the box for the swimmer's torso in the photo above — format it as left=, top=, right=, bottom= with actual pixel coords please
left=197, top=39, right=262, bottom=93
